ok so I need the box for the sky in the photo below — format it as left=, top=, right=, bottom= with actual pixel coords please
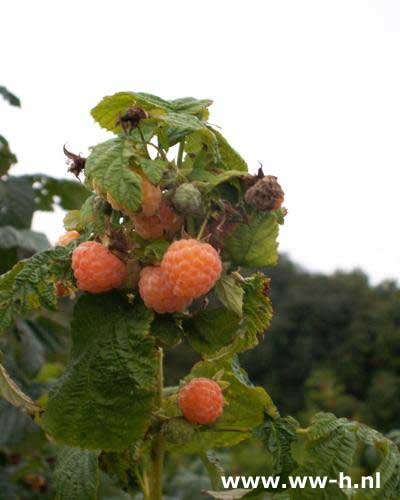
left=1, top=0, right=399, bottom=284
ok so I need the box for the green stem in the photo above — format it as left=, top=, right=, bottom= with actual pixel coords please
left=148, top=348, right=165, bottom=500
left=177, top=138, right=185, bottom=168
left=196, top=212, right=210, bottom=240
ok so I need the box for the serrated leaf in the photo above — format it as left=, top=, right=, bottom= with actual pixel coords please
left=212, top=128, right=248, bottom=172
left=255, top=415, right=299, bottom=477
left=208, top=274, right=273, bottom=359
left=215, top=275, right=244, bottom=317
left=224, top=212, right=280, bottom=268
left=0, top=358, right=40, bottom=413
left=0, top=245, right=75, bottom=334
left=151, top=316, right=183, bottom=347
left=166, top=358, right=277, bottom=454
left=184, top=308, right=240, bottom=355
left=133, top=156, right=169, bottom=185
left=0, top=177, right=35, bottom=229
left=63, top=210, right=82, bottom=232
left=85, top=138, right=143, bottom=213
left=80, top=195, right=108, bottom=236
left=170, top=97, right=213, bottom=114
left=43, top=293, right=157, bottom=451
left=54, top=446, right=99, bottom=500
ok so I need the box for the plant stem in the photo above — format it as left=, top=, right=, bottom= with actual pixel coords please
left=177, top=138, right=185, bottom=168
left=148, top=347, right=165, bottom=500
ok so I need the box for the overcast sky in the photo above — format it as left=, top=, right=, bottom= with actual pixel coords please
left=1, top=0, right=399, bottom=284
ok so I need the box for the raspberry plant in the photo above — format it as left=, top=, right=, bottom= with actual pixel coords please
left=1, top=90, right=400, bottom=499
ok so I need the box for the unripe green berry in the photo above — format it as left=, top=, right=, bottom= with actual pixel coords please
left=173, top=183, right=203, bottom=215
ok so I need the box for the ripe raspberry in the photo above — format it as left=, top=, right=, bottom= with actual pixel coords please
left=245, top=175, right=284, bottom=211
left=133, top=201, right=183, bottom=241
left=56, top=231, right=80, bottom=246
left=141, top=177, right=162, bottom=216
left=72, top=241, right=128, bottom=293
left=161, top=239, right=222, bottom=299
left=178, top=378, right=224, bottom=425
left=139, top=266, right=191, bottom=314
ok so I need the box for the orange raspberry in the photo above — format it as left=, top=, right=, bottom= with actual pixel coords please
left=141, top=177, right=162, bottom=216
left=178, top=378, right=224, bottom=425
left=56, top=231, right=80, bottom=246
left=161, top=239, right=222, bottom=299
left=72, top=241, right=128, bottom=293
left=139, top=266, right=191, bottom=314
left=159, top=202, right=183, bottom=238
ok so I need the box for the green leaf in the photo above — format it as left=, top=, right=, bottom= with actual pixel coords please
left=54, top=446, right=99, bottom=500
left=170, top=97, right=213, bottom=114
left=63, top=210, right=82, bottom=232
left=215, top=275, right=244, bottom=317
left=190, top=169, right=247, bottom=191
left=151, top=316, right=183, bottom=347
left=255, top=415, right=299, bottom=477
left=0, top=177, right=35, bottom=229
left=212, top=128, right=248, bottom=172
left=224, top=211, right=280, bottom=268
left=205, top=490, right=253, bottom=499
left=208, top=274, right=273, bottom=359
left=133, top=156, right=169, bottom=185
left=80, top=195, right=108, bottom=236
left=0, top=135, right=17, bottom=175
left=166, top=358, right=278, bottom=454
left=144, top=240, right=170, bottom=262
left=184, top=308, right=240, bottom=356
left=85, top=138, right=143, bottom=212
left=43, top=293, right=157, bottom=451
left=20, top=175, right=91, bottom=212
left=91, top=91, right=173, bottom=132
left=0, top=357, right=40, bottom=413
left=0, top=86, right=21, bottom=107
left=201, top=451, right=225, bottom=491
left=0, top=245, right=75, bottom=334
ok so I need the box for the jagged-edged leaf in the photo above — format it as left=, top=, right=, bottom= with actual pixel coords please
left=0, top=358, right=40, bottom=413
left=212, top=129, right=248, bottom=172
left=91, top=91, right=172, bottom=132
left=0, top=86, right=20, bottom=107
left=0, top=177, right=35, bottom=229
left=207, top=274, right=273, bottom=359
left=151, top=316, right=183, bottom=347
left=20, top=175, right=91, bottom=211
left=190, top=168, right=247, bottom=191
left=79, top=195, right=108, bottom=236
left=0, top=135, right=17, bottom=175
left=0, top=245, right=75, bottom=334
left=54, top=446, right=99, bottom=500
left=224, top=211, right=280, bottom=267
left=170, top=97, right=213, bottom=114
left=215, top=275, right=244, bottom=317
left=133, top=156, right=169, bottom=185
left=255, top=415, right=299, bottom=477
left=184, top=309, right=240, bottom=355
left=85, top=138, right=143, bottom=213
left=63, top=210, right=82, bottom=232
left=166, top=358, right=277, bottom=454
left=0, top=227, right=49, bottom=253
left=43, top=293, right=157, bottom=451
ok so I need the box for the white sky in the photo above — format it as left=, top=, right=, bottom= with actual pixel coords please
left=1, top=0, right=399, bottom=284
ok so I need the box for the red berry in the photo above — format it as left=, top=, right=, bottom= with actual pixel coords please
left=139, top=266, right=191, bottom=314
left=161, top=239, right=222, bottom=299
left=56, top=231, right=80, bottom=246
left=72, top=241, right=128, bottom=293
left=179, top=378, right=224, bottom=425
